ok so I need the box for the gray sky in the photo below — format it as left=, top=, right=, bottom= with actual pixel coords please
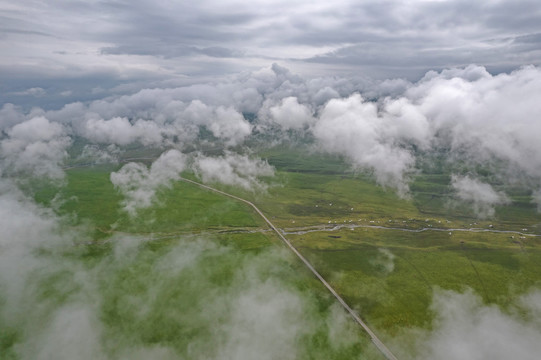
left=1, top=0, right=541, bottom=108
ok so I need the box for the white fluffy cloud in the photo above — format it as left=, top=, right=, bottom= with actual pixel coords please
left=2, top=63, right=541, bottom=208
left=12, top=87, right=46, bottom=97
left=451, top=175, right=510, bottom=218
left=193, top=152, right=275, bottom=191
left=191, top=102, right=253, bottom=146
left=313, top=94, right=415, bottom=196
left=46, top=95, right=253, bottom=148
left=414, top=289, right=541, bottom=360
left=110, top=149, right=187, bottom=215
left=259, top=96, right=314, bottom=131
left=0, top=116, right=71, bottom=180
left=305, top=65, right=541, bottom=201
left=406, top=65, right=541, bottom=179
left=82, top=117, right=164, bottom=146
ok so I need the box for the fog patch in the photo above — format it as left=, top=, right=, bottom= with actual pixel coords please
left=152, top=237, right=225, bottom=276
left=519, top=289, right=541, bottom=321
left=326, top=303, right=360, bottom=349
left=21, top=305, right=106, bottom=360
left=78, top=144, right=121, bottom=165
left=451, top=175, right=510, bottom=218
left=412, top=288, right=541, bottom=360
left=118, top=346, right=178, bottom=360
left=531, top=189, right=541, bottom=213
left=370, top=248, right=396, bottom=274
left=0, top=179, right=64, bottom=325
left=193, top=151, right=275, bottom=192
left=110, top=149, right=187, bottom=215
left=0, top=103, right=26, bottom=131
left=213, top=279, right=306, bottom=360
left=204, top=246, right=366, bottom=360
left=112, top=234, right=149, bottom=260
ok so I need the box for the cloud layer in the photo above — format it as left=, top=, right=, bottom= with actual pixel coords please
left=2, top=63, right=541, bottom=213
left=2, top=0, right=541, bottom=108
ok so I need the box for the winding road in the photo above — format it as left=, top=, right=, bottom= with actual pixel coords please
left=180, top=177, right=399, bottom=360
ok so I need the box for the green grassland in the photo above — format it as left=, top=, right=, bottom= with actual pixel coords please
left=288, top=228, right=541, bottom=334
left=237, top=146, right=540, bottom=235
left=5, top=164, right=388, bottom=359
left=197, top=146, right=541, bottom=347
left=18, top=144, right=541, bottom=359
left=0, top=233, right=385, bottom=359
left=32, top=165, right=266, bottom=239
left=92, top=233, right=384, bottom=359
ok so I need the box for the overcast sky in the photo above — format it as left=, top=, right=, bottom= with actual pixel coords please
left=1, top=0, right=541, bottom=108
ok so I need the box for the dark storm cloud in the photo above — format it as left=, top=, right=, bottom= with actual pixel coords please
left=101, top=44, right=244, bottom=59
left=302, top=1, right=541, bottom=77
left=1, top=0, right=541, bottom=107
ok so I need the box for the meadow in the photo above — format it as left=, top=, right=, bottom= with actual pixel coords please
left=12, top=144, right=541, bottom=359
left=5, top=157, right=386, bottom=359
left=200, top=145, right=541, bottom=352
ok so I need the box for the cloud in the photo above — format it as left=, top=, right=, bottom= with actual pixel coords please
left=110, top=149, right=187, bottom=215
left=23, top=305, right=106, bottom=360
left=0, top=103, right=26, bottom=131
left=0, top=179, right=64, bottom=326
left=3, top=0, right=541, bottom=109
left=43, top=90, right=256, bottom=148
left=212, top=279, right=307, bottom=360
left=370, top=248, right=396, bottom=274
left=406, top=65, right=541, bottom=179
left=11, top=87, right=46, bottom=97
left=532, top=189, right=541, bottom=212
left=0, top=116, right=71, bottom=180
left=183, top=101, right=253, bottom=146
left=451, top=175, right=510, bottom=218
left=77, top=144, right=120, bottom=165
left=518, top=289, right=541, bottom=320
left=313, top=94, right=416, bottom=196
left=258, top=96, right=315, bottom=131
left=2, top=63, right=541, bottom=204
left=82, top=117, right=164, bottom=146
left=193, top=151, right=275, bottom=191
left=413, top=288, right=541, bottom=360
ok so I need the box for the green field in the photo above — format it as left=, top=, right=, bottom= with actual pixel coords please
left=8, top=145, right=540, bottom=359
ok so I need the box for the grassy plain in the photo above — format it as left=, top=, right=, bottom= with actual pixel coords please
left=17, top=160, right=386, bottom=359
left=246, top=146, right=541, bottom=344
left=19, top=144, right=541, bottom=359
left=33, top=165, right=266, bottom=238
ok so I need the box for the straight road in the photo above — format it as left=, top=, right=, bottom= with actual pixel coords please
left=180, top=177, right=399, bottom=360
